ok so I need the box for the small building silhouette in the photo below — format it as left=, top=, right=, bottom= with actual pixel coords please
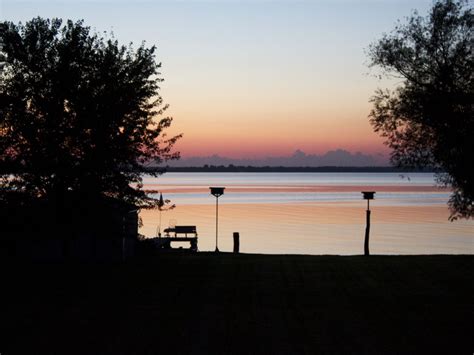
left=0, top=194, right=138, bottom=262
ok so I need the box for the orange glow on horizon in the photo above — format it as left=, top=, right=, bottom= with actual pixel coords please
left=161, top=92, right=390, bottom=159
left=166, top=111, right=389, bottom=158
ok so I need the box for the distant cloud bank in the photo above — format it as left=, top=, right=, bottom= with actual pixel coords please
left=166, top=149, right=389, bottom=167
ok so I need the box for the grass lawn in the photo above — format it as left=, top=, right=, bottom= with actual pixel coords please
left=0, top=254, right=472, bottom=354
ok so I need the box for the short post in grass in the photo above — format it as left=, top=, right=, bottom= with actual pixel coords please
left=362, top=191, right=375, bottom=256
left=210, top=187, right=225, bottom=252
left=233, top=232, right=240, bottom=253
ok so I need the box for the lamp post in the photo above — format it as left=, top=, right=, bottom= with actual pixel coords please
left=210, top=187, right=225, bottom=252
left=157, top=192, right=164, bottom=238
left=362, top=191, right=375, bottom=256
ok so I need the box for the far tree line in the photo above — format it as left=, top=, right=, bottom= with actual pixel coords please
left=158, top=166, right=437, bottom=173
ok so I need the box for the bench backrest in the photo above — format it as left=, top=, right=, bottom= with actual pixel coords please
left=174, top=226, right=197, bottom=234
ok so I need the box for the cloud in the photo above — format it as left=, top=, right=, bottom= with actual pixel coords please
left=165, top=149, right=389, bottom=167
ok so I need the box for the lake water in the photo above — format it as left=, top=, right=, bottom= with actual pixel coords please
left=140, top=173, right=473, bottom=255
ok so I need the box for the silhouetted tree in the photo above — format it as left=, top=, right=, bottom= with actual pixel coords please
left=368, top=0, right=473, bottom=220
left=0, top=18, right=181, bottom=209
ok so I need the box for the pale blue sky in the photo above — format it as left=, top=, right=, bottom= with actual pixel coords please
left=1, top=0, right=434, bottom=158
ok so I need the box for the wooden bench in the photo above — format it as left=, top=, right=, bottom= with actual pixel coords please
left=159, top=226, right=198, bottom=251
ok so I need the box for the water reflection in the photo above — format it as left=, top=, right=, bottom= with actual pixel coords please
left=140, top=173, right=474, bottom=255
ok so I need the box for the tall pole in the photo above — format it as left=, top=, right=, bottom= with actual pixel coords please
left=215, top=196, right=219, bottom=252
left=210, top=187, right=225, bottom=253
left=158, top=192, right=164, bottom=238
left=364, top=199, right=370, bottom=256
left=159, top=208, right=162, bottom=238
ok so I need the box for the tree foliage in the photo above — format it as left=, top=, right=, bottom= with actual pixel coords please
left=0, top=18, right=181, bottom=208
left=368, top=0, right=473, bottom=220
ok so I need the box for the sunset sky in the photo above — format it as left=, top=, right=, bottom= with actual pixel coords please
left=2, top=0, right=433, bottom=159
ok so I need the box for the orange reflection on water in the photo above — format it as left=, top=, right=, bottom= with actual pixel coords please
left=144, top=185, right=447, bottom=194
left=140, top=203, right=473, bottom=255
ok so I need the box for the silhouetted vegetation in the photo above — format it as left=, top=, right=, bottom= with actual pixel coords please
left=0, top=18, right=180, bottom=209
left=368, top=0, right=473, bottom=220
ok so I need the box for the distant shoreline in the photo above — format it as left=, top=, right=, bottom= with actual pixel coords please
left=161, top=166, right=436, bottom=173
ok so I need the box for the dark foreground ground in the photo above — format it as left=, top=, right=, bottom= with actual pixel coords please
left=0, top=254, right=472, bottom=354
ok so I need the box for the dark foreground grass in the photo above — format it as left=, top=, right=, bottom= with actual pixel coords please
left=0, top=254, right=472, bottom=354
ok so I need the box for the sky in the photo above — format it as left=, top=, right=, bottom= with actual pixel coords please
left=1, top=0, right=434, bottom=159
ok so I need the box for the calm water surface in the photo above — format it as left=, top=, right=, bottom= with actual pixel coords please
left=140, top=173, right=473, bottom=255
